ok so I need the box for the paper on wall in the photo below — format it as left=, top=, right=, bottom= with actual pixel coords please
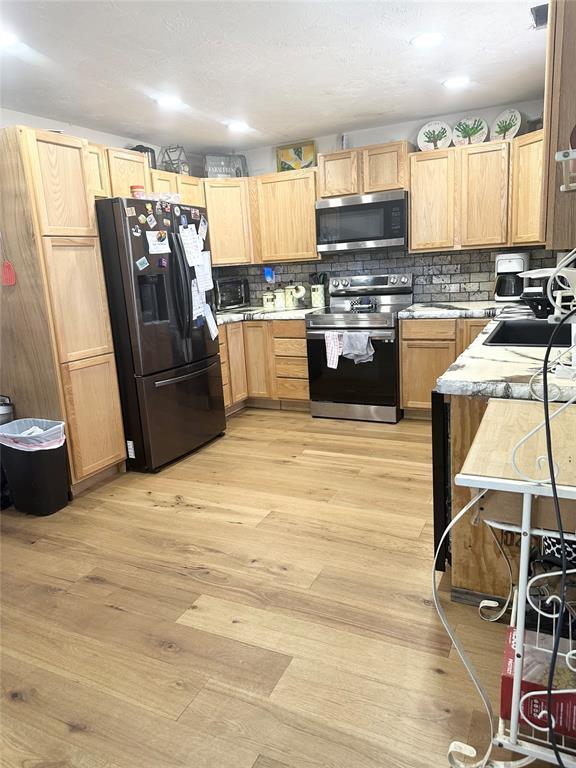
left=204, top=303, right=218, bottom=340
left=180, top=225, right=202, bottom=267
left=198, top=215, right=208, bottom=241
left=191, top=279, right=205, bottom=320
left=145, top=230, right=171, bottom=254
left=195, top=250, right=214, bottom=292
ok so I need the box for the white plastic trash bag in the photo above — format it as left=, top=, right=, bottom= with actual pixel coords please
left=0, top=419, right=65, bottom=451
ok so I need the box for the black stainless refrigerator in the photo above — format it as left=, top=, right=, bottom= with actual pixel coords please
left=96, top=197, right=225, bottom=472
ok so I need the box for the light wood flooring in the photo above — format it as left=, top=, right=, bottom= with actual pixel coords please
left=1, top=409, right=509, bottom=768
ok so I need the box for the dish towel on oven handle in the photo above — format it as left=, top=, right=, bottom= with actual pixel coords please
left=325, top=331, right=343, bottom=369
left=342, top=332, right=374, bottom=364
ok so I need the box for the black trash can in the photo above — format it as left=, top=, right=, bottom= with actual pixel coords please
left=0, top=419, right=69, bottom=516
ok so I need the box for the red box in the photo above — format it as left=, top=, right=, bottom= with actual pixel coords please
left=501, top=627, right=576, bottom=737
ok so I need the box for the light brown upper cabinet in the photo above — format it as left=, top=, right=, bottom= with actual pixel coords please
left=107, top=148, right=151, bottom=197
left=257, top=169, right=317, bottom=262
left=459, top=141, right=509, bottom=247
left=42, top=237, right=113, bottom=364
left=317, top=141, right=412, bottom=198
left=510, top=130, right=545, bottom=245
left=409, top=150, right=455, bottom=251
left=204, top=178, right=253, bottom=266
left=25, top=129, right=96, bottom=236
left=317, top=150, right=361, bottom=197
left=361, top=141, right=412, bottom=193
left=61, top=353, right=126, bottom=482
left=150, top=169, right=178, bottom=194
left=177, top=174, right=206, bottom=207
left=86, top=143, right=111, bottom=198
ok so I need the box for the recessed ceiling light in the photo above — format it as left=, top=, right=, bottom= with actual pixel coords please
left=0, top=29, right=19, bottom=50
left=227, top=120, right=252, bottom=133
left=443, top=76, right=471, bottom=90
left=410, top=32, right=445, bottom=49
left=155, top=94, right=184, bottom=110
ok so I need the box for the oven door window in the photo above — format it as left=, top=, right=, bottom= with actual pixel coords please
left=316, top=200, right=404, bottom=246
left=307, top=335, right=399, bottom=406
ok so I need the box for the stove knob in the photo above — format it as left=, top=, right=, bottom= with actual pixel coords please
left=389, top=276, right=398, bottom=285
left=332, top=280, right=340, bottom=288
left=341, top=279, right=349, bottom=287
left=400, top=275, right=409, bottom=284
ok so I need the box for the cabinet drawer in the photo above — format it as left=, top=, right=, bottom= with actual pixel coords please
left=275, top=357, right=308, bottom=379
left=273, top=338, right=307, bottom=357
left=401, top=319, right=456, bottom=341
left=272, top=320, right=307, bottom=338
left=276, top=377, right=309, bottom=400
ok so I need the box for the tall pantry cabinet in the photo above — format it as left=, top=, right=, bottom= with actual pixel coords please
left=0, top=126, right=126, bottom=490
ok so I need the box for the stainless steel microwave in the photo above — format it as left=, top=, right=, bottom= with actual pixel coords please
left=315, top=190, right=407, bottom=254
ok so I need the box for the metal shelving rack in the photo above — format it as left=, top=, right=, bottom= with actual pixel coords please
left=451, top=473, right=576, bottom=767
left=489, top=521, right=576, bottom=766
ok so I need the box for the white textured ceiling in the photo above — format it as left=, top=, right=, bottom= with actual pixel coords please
left=1, top=0, right=547, bottom=152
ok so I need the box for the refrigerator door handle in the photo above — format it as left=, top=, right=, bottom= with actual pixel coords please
left=169, top=234, right=186, bottom=335
left=173, top=234, right=191, bottom=332
left=154, top=360, right=219, bottom=388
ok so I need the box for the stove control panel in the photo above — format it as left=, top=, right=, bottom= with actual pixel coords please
left=328, top=273, right=413, bottom=295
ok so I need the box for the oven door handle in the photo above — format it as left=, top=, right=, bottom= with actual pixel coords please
left=306, top=329, right=396, bottom=340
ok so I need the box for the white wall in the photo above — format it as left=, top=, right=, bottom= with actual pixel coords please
left=0, top=107, right=161, bottom=151
left=241, top=99, right=544, bottom=176
left=2, top=98, right=544, bottom=174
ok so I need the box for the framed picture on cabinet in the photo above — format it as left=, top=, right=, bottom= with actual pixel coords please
left=276, top=140, right=317, bottom=171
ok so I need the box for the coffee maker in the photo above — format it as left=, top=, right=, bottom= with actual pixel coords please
left=494, top=253, right=530, bottom=302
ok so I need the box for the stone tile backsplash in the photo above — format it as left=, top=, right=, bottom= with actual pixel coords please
left=213, top=249, right=557, bottom=306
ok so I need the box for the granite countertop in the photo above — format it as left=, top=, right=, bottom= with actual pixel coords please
left=217, top=306, right=324, bottom=325
left=436, top=319, right=576, bottom=402
left=398, top=300, right=504, bottom=320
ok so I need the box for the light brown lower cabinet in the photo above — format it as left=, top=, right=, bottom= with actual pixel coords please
left=61, top=354, right=126, bottom=482
left=226, top=322, right=248, bottom=403
left=272, top=320, right=309, bottom=400
left=219, top=319, right=310, bottom=408
left=456, top=318, right=490, bottom=355
left=243, top=321, right=275, bottom=398
left=401, top=340, right=457, bottom=410
left=218, top=333, right=232, bottom=407
left=401, top=318, right=489, bottom=410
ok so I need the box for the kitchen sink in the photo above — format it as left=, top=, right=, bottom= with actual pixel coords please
left=484, top=319, right=571, bottom=347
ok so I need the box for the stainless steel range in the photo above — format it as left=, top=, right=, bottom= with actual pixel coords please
left=306, top=273, right=413, bottom=423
